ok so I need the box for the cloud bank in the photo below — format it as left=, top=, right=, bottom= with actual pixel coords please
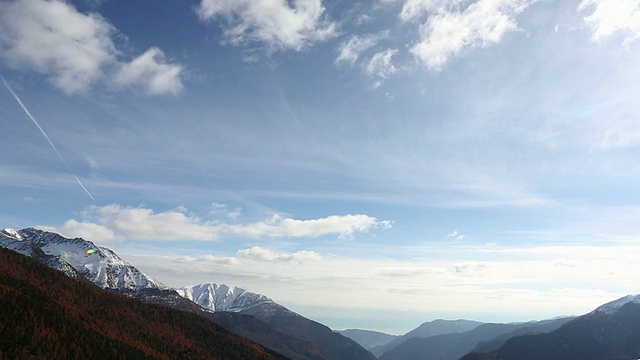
left=41, top=204, right=391, bottom=243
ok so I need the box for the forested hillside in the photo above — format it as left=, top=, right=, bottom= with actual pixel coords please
left=0, top=247, right=289, bottom=360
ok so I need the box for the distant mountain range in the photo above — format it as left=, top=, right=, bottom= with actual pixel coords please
left=377, top=317, right=572, bottom=360
left=0, top=227, right=376, bottom=360
left=336, top=329, right=399, bottom=350
left=463, top=296, right=640, bottom=360
left=369, top=319, right=484, bottom=356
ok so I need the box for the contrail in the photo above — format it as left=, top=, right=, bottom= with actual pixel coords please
left=1, top=75, right=95, bottom=201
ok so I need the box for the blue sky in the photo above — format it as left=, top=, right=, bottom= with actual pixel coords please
left=2, top=0, right=640, bottom=334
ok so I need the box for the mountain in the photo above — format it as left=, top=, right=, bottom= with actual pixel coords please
left=1, top=227, right=209, bottom=313
left=1, top=227, right=163, bottom=294
left=371, top=319, right=484, bottom=356
left=470, top=317, right=574, bottom=354
left=180, top=283, right=378, bottom=360
left=0, top=246, right=288, bottom=360
left=466, top=296, right=640, bottom=360
left=336, top=329, right=399, bottom=350
left=0, top=228, right=338, bottom=360
left=176, top=283, right=274, bottom=312
left=379, top=317, right=571, bottom=360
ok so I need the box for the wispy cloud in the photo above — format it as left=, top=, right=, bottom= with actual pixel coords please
left=364, top=48, right=399, bottom=87
left=447, top=230, right=466, bottom=240
left=335, top=31, right=388, bottom=66
left=209, top=202, right=242, bottom=219
left=196, top=0, right=337, bottom=51
left=237, top=246, right=322, bottom=263
left=0, top=0, right=184, bottom=95
left=401, top=0, right=535, bottom=70
left=1, top=75, right=95, bottom=200
left=40, top=204, right=392, bottom=242
left=579, top=0, right=640, bottom=46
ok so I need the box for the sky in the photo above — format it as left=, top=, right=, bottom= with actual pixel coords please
left=1, top=0, right=640, bottom=335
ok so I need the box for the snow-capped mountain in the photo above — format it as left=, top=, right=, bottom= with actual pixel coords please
left=593, top=294, right=640, bottom=315
left=180, top=282, right=377, bottom=360
left=0, top=227, right=80, bottom=278
left=0, top=227, right=165, bottom=294
left=177, top=283, right=276, bottom=313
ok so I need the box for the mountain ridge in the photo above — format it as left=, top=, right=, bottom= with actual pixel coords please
left=371, top=318, right=484, bottom=356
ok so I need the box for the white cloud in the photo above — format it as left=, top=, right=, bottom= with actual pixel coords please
left=401, top=0, right=534, bottom=70
left=0, top=0, right=184, bottom=95
left=39, top=219, right=120, bottom=243
left=114, top=47, right=183, bottom=95
left=335, top=32, right=388, bottom=66
left=237, top=246, right=322, bottom=263
left=76, top=204, right=219, bottom=241
left=446, top=230, right=466, bottom=240
left=579, top=0, right=640, bottom=46
left=364, top=48, right=398, bottom=79
left=0, top=0, right=115, bottom=93
left=44, top=204, right=391, bottom=242
left=225, top=213, right=392, bottom=239
left=196, top=0, right=337, bottom=51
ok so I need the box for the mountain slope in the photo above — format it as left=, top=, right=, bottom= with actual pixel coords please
left=475, top=299, right=640, bottom=360
left=471, top=317, right=574, bottom=354
left=181, top=283, right=378, bottom=360
left=593, top=293, right=640, bottom=315
left=371, top=319, right=483, bottom=356
left=0, top=246, right=288, bottom=360
left=336, top=329, right=399, bottom=350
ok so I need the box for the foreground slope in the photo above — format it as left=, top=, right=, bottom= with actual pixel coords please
left=180, top=283, right=378, bottom=360
left=0, top=246, right=288, bottom=360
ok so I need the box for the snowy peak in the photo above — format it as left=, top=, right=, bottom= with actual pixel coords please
left=176, top=283, right=274, bottom=312
left=0, top=228, right=166, bottom=294
left=2, top=228, right=22, bottom=240
left=594, top=294, right=640, bottom=315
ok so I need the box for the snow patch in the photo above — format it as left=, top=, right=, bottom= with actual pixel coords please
left=594, top=294, right=640, bottom=315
